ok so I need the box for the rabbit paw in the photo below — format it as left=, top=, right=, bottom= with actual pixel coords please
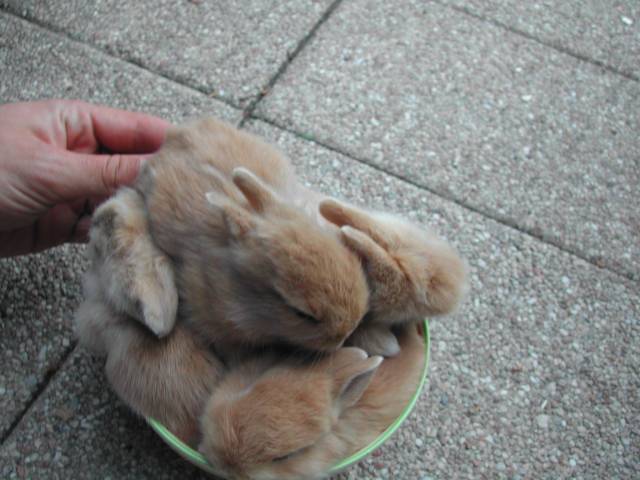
left=347, top=324, right=400, bottom=358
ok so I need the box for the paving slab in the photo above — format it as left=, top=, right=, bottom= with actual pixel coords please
left=0, top=247, right=84, bottom=441
left=438, top=0, right=640, bottom=79
left=0, top=11, right=238, bottom=443
left=0, top=349, right=211, bottom=480
left=2, top=121, right=637, bottom=479
left=247, top=122, right=640, bottom=479
left=0, top=0, right=334, bottom=107
left=257, top=0, right=640, bottom=281
left=0, top=13, right=241, bottom=123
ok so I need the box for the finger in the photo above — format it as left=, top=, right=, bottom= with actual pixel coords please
left=90, top=105, right=170, bottom=153
left=69, top=196, right=106, bottom=217
left=66, top=101, right=170, bottom=153
left=0, top=204, right=80, bottom=257
left=56, top=152, right=148, bottom=200
left=32, top=204, right=82, bottom=252
left=70, top=215, right=93, bottom=244
left=320, top=199, right=388, bottom=248
left=0, top=228, right=37, bottom=257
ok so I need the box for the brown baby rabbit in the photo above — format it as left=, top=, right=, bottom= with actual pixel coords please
left=75, top=189, right=222, bottom=443
left=199, top=325, right=425, bottom=480
left=318, top=198, right=467, bottom=356
left=135, top=119, right=370, bottom=354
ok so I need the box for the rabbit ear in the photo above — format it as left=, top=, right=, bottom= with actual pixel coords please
left=206, top=193, right=255, bottom=238
left=90, top=193, right=178, bottom=338
left=319, top=199, right=388, bottom=248
left=340, top=226, right=405, bottom=287
left=332, top=354, right=383, bottom=411
left=132, top=254, right=179, bottom=337
left=232, top=167, right=277, bottom=213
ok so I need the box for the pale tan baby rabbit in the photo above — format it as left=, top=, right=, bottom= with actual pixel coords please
left=199, top=325, right=425, bottom=480
left=75, top=189, right=222, bottom=444
left=81, top=188, right=178, bottom=337
left=318, top=198, right=467, bottom=356
left=135, top=119, right=370, bottom=354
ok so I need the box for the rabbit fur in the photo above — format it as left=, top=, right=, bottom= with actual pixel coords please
left=75, top=189, right=222, bottom=444
left=199, top=325, right=425, bottom=480
left=135, top=118, right=370, bottom=354
left=318, top=198, right=468, bottom=356
left=75, top=116, right=464, bottom=478
left=135, top=117, right=466, bottom=356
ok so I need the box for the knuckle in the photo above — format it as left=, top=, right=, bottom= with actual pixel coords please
left=101, top=154, right=122, bottom=192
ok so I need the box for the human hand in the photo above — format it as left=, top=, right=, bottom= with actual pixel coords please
left=0, top=99, right=170, bottom=257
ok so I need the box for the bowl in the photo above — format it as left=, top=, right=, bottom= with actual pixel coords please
left=147, top=318, right=431, bottom=477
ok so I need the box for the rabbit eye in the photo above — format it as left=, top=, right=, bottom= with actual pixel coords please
left=272, top=444, right=311, bottom=463
left=293, top=308, right=319, bottom=325
left=272, top=452, right=295, bottom=463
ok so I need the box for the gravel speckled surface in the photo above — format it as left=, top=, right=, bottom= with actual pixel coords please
left=0, top=349, right=212, bottom=480
left=1, top=1, right=639, bottom=479
left=257, top=0, right=640, bottom=281
left=0, top=13, right=241, bottom=124
left=247, top=121, right=640, bottom=479
left=438, top=0, right=640, bottom=79
left=0, top=7, right=234, bottom=466
left=1, top=0, right=333, bottom=107
left=2, top=121, right=637, bottom=479
left=0, top=247, right=83, bottom=440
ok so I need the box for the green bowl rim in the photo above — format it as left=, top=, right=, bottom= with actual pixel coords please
left=147, top=318, right=431, bottom=476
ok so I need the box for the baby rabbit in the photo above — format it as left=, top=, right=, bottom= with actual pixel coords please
left=199, top=325, right=425, bottom=480
left=81, top=188, right=178, bottom=337
left=135, top=119, right=370, bottom=354
left=318, top=198, right=467, bottom=357
left=75, top=189, right=222, bottom=444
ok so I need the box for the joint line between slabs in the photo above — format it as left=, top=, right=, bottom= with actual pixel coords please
left=0, top=342, right=78, bottom=448
left=250, top=114, right=637, bottom=284
left=434, top=1, right=639, bottom=83
left=0, top=7, right=244, bottom=112
left=2, top=6, right=635, bottom=280
left=240, top=0, right=345, bottom=126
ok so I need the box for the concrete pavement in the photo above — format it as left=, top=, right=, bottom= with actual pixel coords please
left=1, top=1, right=638, bottom=479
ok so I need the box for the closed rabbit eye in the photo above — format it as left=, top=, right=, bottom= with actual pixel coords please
left=270, top=289, right=320, bottom=325
left=271, top=452, right=295, bottom=463
left=271, top=445, right=310, bottom=463
left=293, top=308, right=319, bottom=325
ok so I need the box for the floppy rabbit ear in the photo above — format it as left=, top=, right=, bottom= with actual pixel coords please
left=332, top=354, right=383, bottom=411
left=131, top=254, right=179, bottom=337
left=90, top=193, right=178, bottom=338
left=319, top=199, right=388, bottom=248
left=232, top=167, right=277, bottom=213
left=206, top=193, right=255, bottom=238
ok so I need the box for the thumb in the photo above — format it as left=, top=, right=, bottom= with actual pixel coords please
left=57, top=151, right=148, bottom=200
